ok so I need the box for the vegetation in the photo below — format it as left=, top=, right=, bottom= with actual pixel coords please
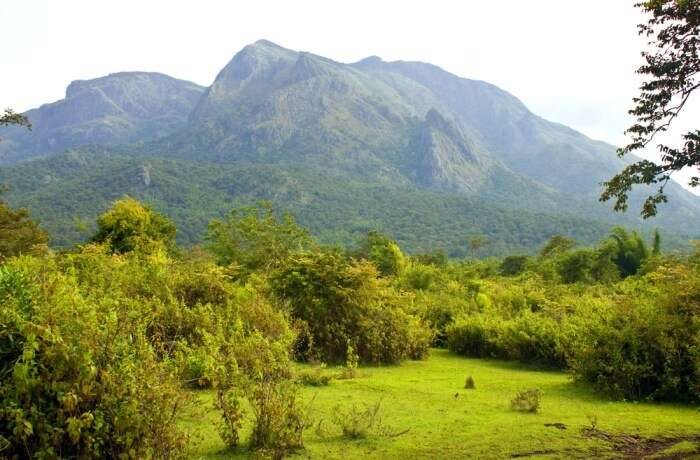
left=1, top=196, right=699, bottom=458
left=0, top=198, right=48, bottom=261
left=603, top=0, right=700, bottom=216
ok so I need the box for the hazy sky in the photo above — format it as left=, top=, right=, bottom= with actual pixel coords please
left=1, top=0, right=698, bottom=188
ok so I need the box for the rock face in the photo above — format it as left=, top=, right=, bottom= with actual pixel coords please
left=0, top=72, right=205, bottom=164
left=412, top=109, right=485, bottom=193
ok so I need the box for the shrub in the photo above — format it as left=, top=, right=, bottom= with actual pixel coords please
left=496, top=311, right=566, bottom=367
left=0, top=259, right=187, bottom=459
left=332, top=400, right=383, bottom=439
left=354, top=230, right=407, bottom=277
left=446, top=314, right=500, bottom=358
left=270, top=250, right=430, bottom=364
left=338, top=343, right=359, bottom=380
left=565, top=264, right=700, bottom=402
left=510, top=389, right=541, bottom=413
left=296, top=365, right=333, bottom=387
left=249, top=381, right=310, bottom=457
left=464, top=376, right=476, bottom=389
left=91, top=196, right=176, bottom=254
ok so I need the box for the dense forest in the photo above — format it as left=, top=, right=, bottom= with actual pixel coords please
left=1, top=196, right=698, bottom=458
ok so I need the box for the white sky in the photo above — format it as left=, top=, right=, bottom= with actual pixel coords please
left=1, top=0, right=698, bottom=190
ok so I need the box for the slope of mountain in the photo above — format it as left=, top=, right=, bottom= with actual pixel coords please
left=0, top=147, right=620, bottom=255
left=0, top=72, right=205, bottom=164
left=1, top=40, right=699, bottom=252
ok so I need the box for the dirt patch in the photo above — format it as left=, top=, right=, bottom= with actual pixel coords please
left=582, top=428, right=700, bottom=459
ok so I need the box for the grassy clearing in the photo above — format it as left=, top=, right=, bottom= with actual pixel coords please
left=180, top=349, right=700, bottom=459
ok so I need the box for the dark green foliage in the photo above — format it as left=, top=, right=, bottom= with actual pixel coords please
left=556, top=249, right=596, bottom=283
left=91, top=195, right=176, bottom=254
left=6, top=149, right=692, bottom=257
left=540, top=235, right=576, bottom=258
left=0, top=108, right=31, bottom=130
left=413, top=250, right=448, bottom=268
left=446, top=315, right=500, bottom=358
left=464, top=376, right=476, bottom=390
left=608, top=227, right=651, bottom=277
left=0, top=200, right=48, bottom=261
left=269, top=250, right=431, bottom=364
left=499, top=255, right=531, bottom=276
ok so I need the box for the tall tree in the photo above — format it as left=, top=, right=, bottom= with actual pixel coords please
left=92, top=196, right=176, bottom=254
left=0, top=199, right=49, bottom=261
left=602, top=1, right=700, bottom=217
left=205, top=201, right=311, bottom=274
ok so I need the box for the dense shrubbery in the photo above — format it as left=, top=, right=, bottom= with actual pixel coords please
left=0, top=197, right=440, bottom=457
left=440, top=232, right=700, bottom=402
left=270, top=250, right=431, bottom=364
left=1, top=192, right=697, bottom=460
left=0, top=256, right=187, bottom=459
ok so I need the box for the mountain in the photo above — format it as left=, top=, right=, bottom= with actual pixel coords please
left=0, top=72, right=205, bottom=164
left=1, top=40, right=699, bottom=253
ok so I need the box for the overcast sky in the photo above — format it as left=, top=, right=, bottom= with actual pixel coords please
left=1, top=0, right=698, bottom=189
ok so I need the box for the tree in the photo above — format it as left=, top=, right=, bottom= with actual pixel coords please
left=205, top=201, right=311, bottom=274
left=0, top=108, right=31, bottom=133
left=499, top=255, right=531, bottom=276
left=91, top=196, right=176, bottom=254
left=540, top=235, right=576, bottom=258
left=0, top=200, right=48, bottom=261
left=608, top=227, right=651, bottom=277
left=466, top=234, right=491, bottom=259
left=353, top=230, right=406, bottom=277
left=601, top=1, right=700, bottom=217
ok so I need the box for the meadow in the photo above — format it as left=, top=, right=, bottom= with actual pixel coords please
left=182, top=350, right=700, bottom=459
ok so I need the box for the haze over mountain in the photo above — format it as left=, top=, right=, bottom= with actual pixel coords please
left=1, top=40, right=699, bottom=253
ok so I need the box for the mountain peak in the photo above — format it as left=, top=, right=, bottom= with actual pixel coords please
left=354, top=55, right=384, bottom=67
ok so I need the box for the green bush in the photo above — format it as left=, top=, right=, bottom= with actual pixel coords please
left=446, top=315, right=501, bottom=358
left=510, top=389, right=541, bottom=413
left=499, top=255, right=531, bottom=276
left=496, top=311, right=565, bottom=367
left=565, top=264, right=700, bottom=401
left=0, top=258, right=187, bottom=459
left=270, top=250, right=430, bottom=364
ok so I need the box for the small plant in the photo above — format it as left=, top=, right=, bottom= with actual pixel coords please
left=296, top=364, right=333, bottom=386
left=511, top=388, right=541, bottom=413
left=216, top=387, right=245, bottom=448
left=585, top=413, right=599, bottom=431
left=249, top=380, right=311, bottom=458
left=332, top=400, right=383, bottom=439
left=338, top=342, right=359, bottom=380
left=464, top=375, right=476, bottom=389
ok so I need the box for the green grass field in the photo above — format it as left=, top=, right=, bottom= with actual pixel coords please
left=180, top=349, right=700, bottom=459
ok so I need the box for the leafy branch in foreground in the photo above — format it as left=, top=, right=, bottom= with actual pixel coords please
left=602, top=0, right=700, bottom=217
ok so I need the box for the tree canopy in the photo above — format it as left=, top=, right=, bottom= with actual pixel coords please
left=0, top=199, right=48, bottom=261
left=602, top=0, right=700, bottom=217
left=91, top=196, right=176, bottom=254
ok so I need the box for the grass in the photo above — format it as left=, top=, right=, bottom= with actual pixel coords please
left=179, top=349, right=700, bottom=459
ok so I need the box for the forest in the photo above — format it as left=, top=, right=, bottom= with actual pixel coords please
left=1, top=196, right=699, bottom=458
